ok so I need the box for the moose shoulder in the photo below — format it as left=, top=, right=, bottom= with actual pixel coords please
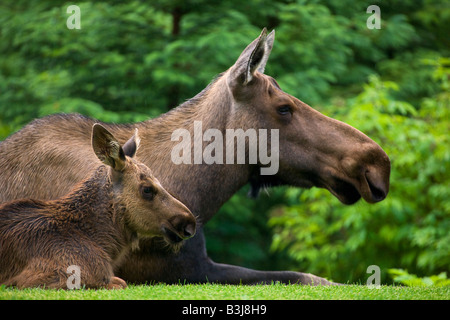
left=0, top=29, right=390, bottom=285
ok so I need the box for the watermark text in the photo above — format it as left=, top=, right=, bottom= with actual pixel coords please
left=171, top=121, right=279, bottom=175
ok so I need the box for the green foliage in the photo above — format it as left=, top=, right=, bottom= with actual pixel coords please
left=389, top=269, right=450, bottom=287
left=0, top=1, right=164, bottom=133
left=269, top=61, right=450, bottom=283
left=0, top=0, right=448, bottom=283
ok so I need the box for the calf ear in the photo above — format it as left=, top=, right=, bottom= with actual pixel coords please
left=122, top=128, right=140, bottom=158
left=228, top=28, right=275, bottom=86
left=92, top=124, right=126, bottom=171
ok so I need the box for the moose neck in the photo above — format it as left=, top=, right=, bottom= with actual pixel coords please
left=61, top=166, right=114, bottom=215
left=137, top=74, right=252, bottom=225
left=59, top=166, right=130, bottom=257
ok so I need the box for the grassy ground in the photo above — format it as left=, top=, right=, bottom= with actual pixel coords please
left=1, top=283, right=449, bottom=300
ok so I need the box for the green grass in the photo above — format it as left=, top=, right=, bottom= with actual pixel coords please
left=1, top=283, right=449, bottom=300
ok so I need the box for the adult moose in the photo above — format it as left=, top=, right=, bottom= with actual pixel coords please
left=0, top=29, right=390, bottom=285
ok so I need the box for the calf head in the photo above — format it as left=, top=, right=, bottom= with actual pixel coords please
left=92, top=124, right=196, bottom=246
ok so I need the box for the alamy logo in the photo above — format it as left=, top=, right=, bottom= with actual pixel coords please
left=171, top=121, right=279, bottom=175
left=367, top=5, right=381, bottom=29
left=66, top=5, right=81, bottom=30
left=66, top=265, right=81, bottom=289
left=366, top=265, right=381, bottom=288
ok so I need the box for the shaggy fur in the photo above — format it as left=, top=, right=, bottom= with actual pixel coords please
left=0, top=126, right=195, bottom=289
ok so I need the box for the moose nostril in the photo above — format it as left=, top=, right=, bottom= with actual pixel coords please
left=170, top=216, right=196, bottom=240
left=184, top=223, right=195, bottom=238
left=365, top=172, right=387, bottom=202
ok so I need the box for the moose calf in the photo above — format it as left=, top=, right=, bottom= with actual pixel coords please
left=0, top=124, right=196, bottom=289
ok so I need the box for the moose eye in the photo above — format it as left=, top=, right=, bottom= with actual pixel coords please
left=277, top=105, right=292, bottom=116
left=141, top=186, right=156, bottom=200
left=143, top=187, right=152, bottom=194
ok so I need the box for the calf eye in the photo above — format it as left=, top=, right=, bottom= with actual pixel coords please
left=141, top=186, right=156, bottom=200
left=143, top=187, right=152, bottom=193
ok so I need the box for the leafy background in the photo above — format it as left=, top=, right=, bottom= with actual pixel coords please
left=0, top=0, right=448, bottom=284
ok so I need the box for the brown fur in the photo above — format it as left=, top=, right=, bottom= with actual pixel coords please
left=0, top=125, right=195, bottom=289
left=0, top=29, right=389, bottom=285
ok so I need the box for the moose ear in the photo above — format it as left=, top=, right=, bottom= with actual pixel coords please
left=92, top=124, right=126, bottom=171
left=122, top=128, right=140, bottom=158
left=228, top=28, right=275, bottom=86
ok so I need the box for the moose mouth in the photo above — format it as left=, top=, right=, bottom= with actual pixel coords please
left=326, top=177, right=362, bottom=205
left=162, top=226, right=185, bottom=245
left=325, top=172, right=387, bottom=205
left=249, top=172, right=363, bottom=204
left=249, top=169, right=387, bottom=205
